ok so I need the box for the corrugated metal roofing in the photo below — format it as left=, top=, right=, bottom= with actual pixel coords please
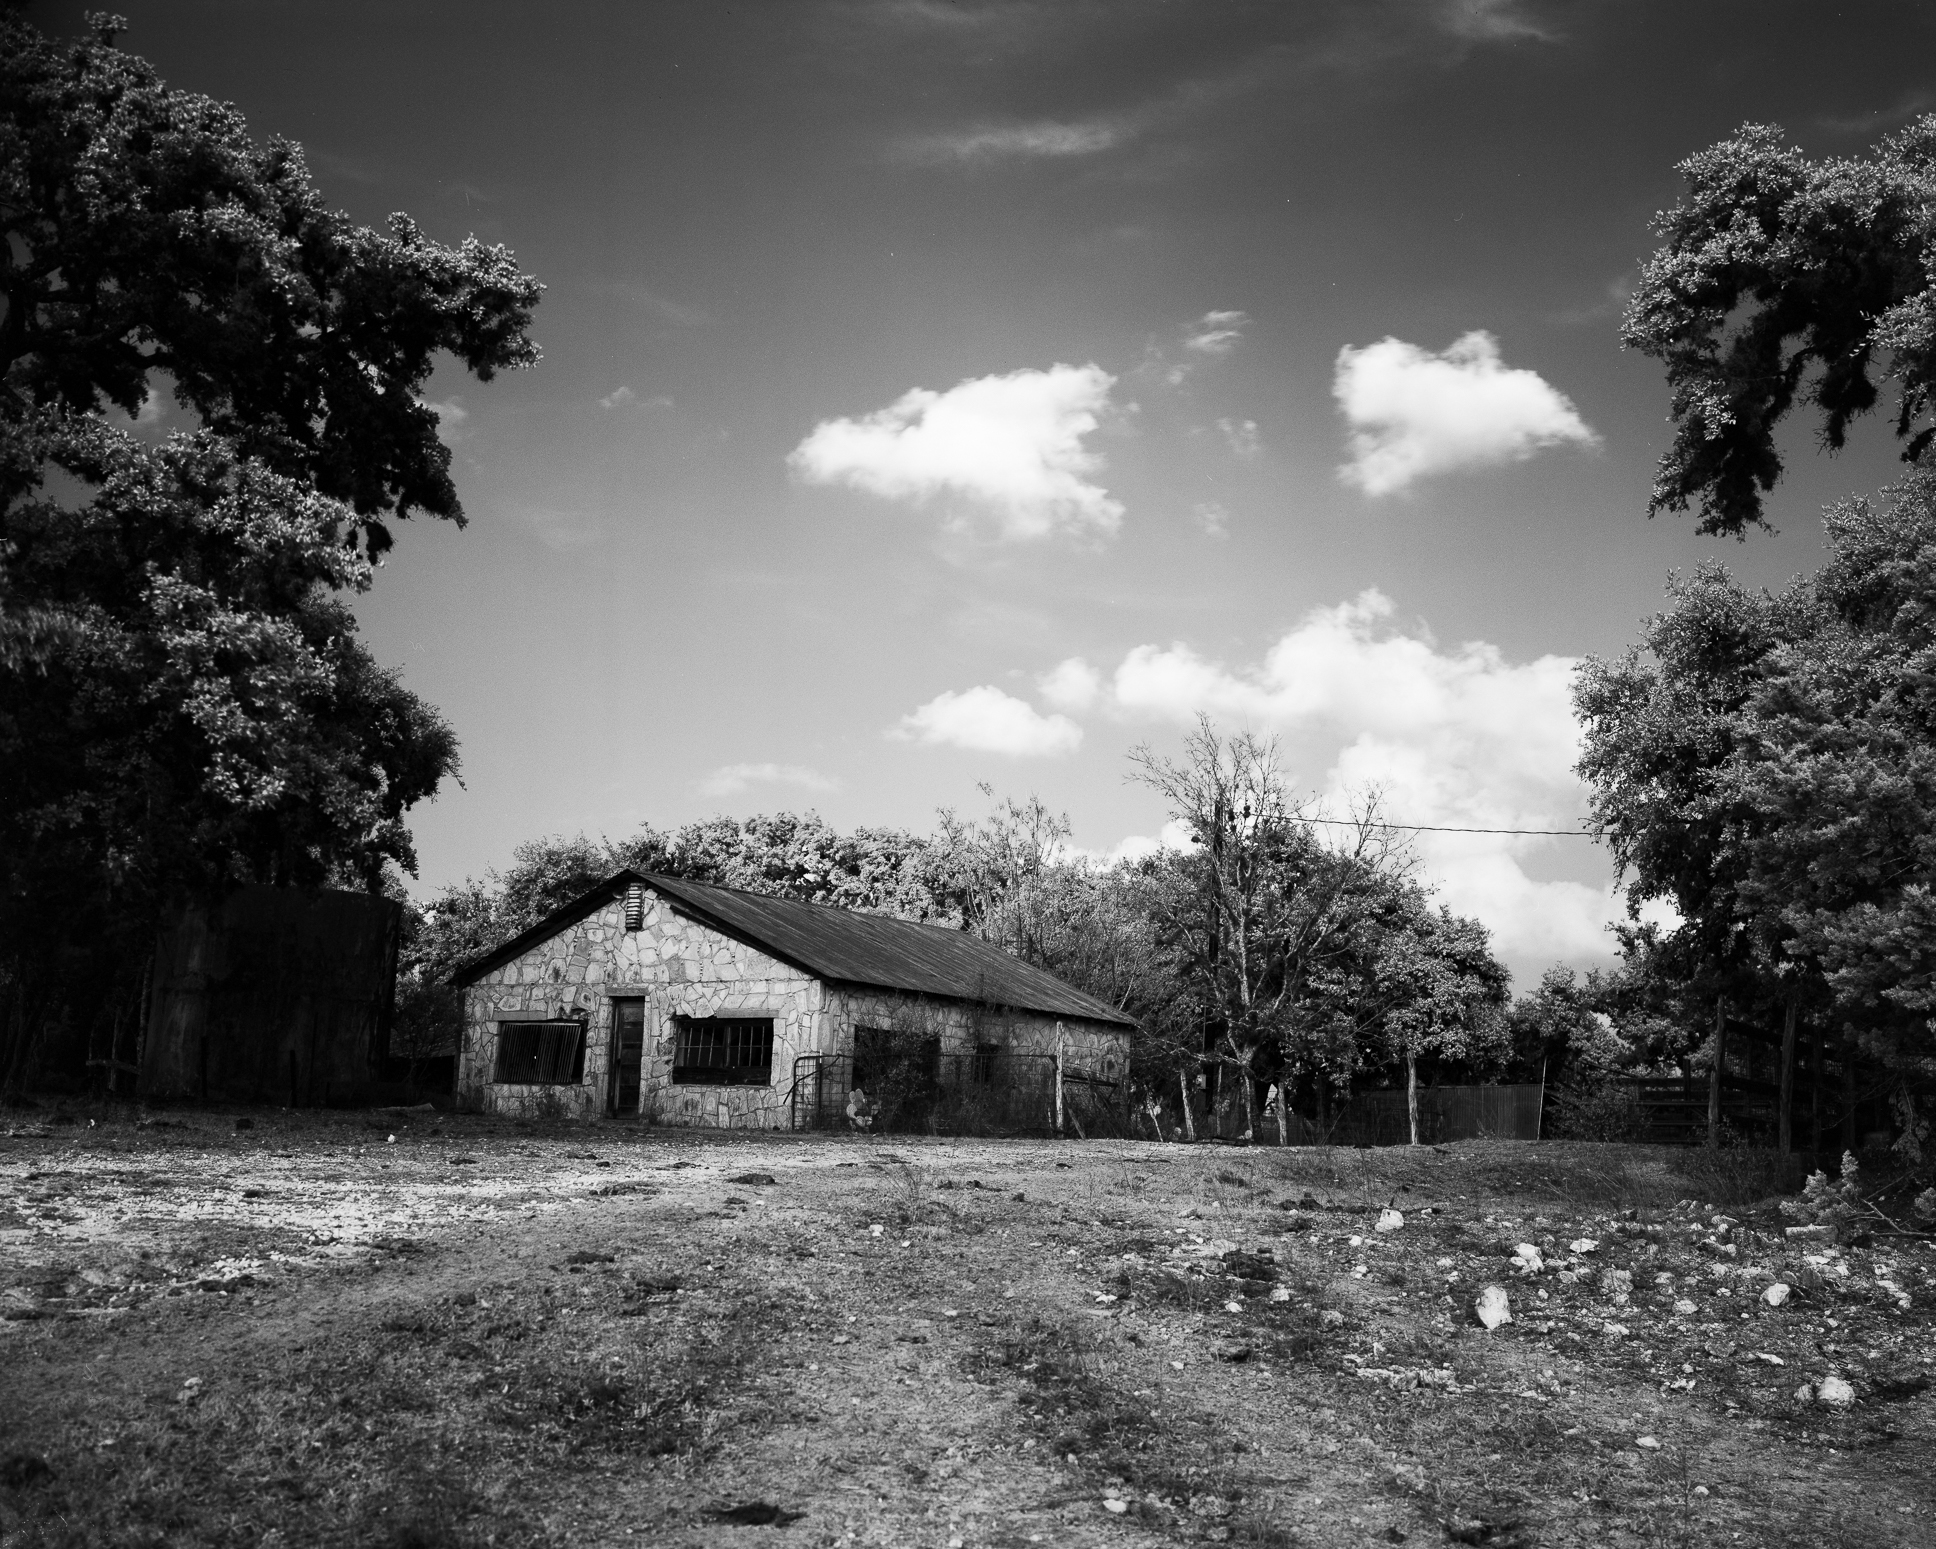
left=451, top=869, right=1137, bottom=1029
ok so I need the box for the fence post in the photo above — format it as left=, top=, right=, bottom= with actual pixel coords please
left=1054, top=1022, right=1065, bottom=1136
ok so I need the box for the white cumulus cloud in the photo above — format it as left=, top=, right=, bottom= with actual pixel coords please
left=1333, top=330, right=1596, bottom=496
left=698, top=762, right=838, bottom=798
left=894, top=686, right=1083, bottom=757
left=1101, top=589, right=1620, bottom=980
left=789, top=364, right=1123, bottom=541
left=1038, top=657, right=1102, bottom=713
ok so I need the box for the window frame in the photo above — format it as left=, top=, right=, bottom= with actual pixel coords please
left=491, top=1019, right=588, bottom=1086
left=670, top=1015, right=776, bottom=1087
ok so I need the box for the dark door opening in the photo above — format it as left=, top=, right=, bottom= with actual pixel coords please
left=610, top=998, right=645, bottom=1117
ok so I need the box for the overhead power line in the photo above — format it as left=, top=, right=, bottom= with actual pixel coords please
left=1304, top=817, right=1598, bottom=838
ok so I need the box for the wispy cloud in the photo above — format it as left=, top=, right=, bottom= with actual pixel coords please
left=517, top=507, right=600, bottom=552
left=608, top=282, right=711, bottom=329
left=1217, top=417, right=1261, bottom=458
left=422, top=398, right=469, bottom=447
left=1333, top=330, right=1595, bottom=496
left=1551, top=273, right=1635, bottom=328
left=789, top=363, right=1124, bottom=542
left=1185, top=310, right=1249, bottom=356
left=901, top=118, right=1124, bottom=164
left=698, top=762, right=839, bottom=798
left=894, top=685, right=1083, bottom=757
left=600, top=386, right=637, bottom=410
left=1816, top=90, right=1936, bottom=136
left=1192, top=500, right=1230, bottom=539
left=1437, top=0, right=1556, bottom=43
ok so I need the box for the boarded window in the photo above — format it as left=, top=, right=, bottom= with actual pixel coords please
left=672, top=1017, right=774, bottom=1086
left=493, top=1021, right=585, bottom=1085
left=972, top=1042, right=1003, bottom=1086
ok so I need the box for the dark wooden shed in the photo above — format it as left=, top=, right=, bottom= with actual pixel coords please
left=140, top=885, right=401, bottom=1106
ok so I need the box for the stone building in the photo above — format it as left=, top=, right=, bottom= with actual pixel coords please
left=449, top=869, right=1135, bottom=1128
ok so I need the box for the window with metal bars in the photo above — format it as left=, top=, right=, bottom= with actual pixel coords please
left=493, top=1020, right=586, bottom=1085
left=671, top=1016, right=774, bottom=1086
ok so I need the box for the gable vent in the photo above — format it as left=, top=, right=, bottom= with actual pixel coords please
left=623, top=883, right=645, bottom=931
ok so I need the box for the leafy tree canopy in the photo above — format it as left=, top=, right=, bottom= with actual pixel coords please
left=1624, top=117, right=1936, bottom=537
left=0, top=11, right=543, bottom=555
left=1576, top=473, right=1936, bottom=1067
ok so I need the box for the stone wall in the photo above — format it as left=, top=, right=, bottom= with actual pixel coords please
left=456, top=891, right=820, bottom=1127
left=455, top=886, right=1131, bottom=1130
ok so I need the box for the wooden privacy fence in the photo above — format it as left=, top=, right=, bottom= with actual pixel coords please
left=1191, top=1083, right=1546, bottom=1146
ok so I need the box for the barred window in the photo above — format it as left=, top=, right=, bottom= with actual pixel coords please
left=493, top=1020, right=585, bottom=1085
left=972, top=1042, right=1003, bottom=1086
left=672, top=1017, right=774, bottom=1086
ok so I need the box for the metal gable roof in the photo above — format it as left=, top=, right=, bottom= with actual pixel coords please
left=451, top=869, right=1137, bottom=1029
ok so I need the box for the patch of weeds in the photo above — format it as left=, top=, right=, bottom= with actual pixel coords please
left=1674, top=1145, right=1808, bottom=1210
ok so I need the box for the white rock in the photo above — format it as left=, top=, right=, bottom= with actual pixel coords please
left=1570, top=1238, right=1599, bottom=1254
left=1603, top=1321, right=1631, bottom=1337
left=1636, top=1435, right=1660, bottom=1450
left=1793, top=1382, right=1815, bottom=1402
left=1511, top=1244, right=1544, bottom=1274
left=1103, top=1499, right=1128, bottom=1515
left=1762, top=1283, right=1792, bottom=1307
left=1474, top=1285, right=1512, bottom=1330
left=1269, top=1286, right=1292, bottom=1302
left=1816, top=1375, right=1856, bottom=1409
left=1376, top=1209, right=1404, bottom=1233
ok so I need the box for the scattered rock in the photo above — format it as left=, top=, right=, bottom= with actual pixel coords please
left=1376, top=1208, right=1404, bottom=1233
left=1269, top=1286, right=1292, bottom=1302
left=1319, top=1309, right=1345, bottom=1329
left=728, top=1172, right=778, bottom=1186
left=1673, top=1299, right=1698, bottom=1316
left=1816, top=1375, right=1856, bottom=1409
left=1569, top=1238, right=1599, bottom=1255
left=1510, top=1244, right=1543, bottom=1275
left=1214, top=1342, right=1254, bottom=1363
left=1635, top=1435, right=1660, bottom=1451
left=1473, top=1285, right=1512, bottom=1330
left=1762, top=1282, right=1792, bottom=1307
left=1103, top=1498, right=1129, bottom=1514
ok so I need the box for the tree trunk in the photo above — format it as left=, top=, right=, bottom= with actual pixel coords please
left=1811, top=1032, right=1825, bottom=1151
left=1178, top=1067, right=1198, bottom=1143
left=1276, top=1081, right=1289, bottom=1147
left=1706, top=995, right=1727, bottom=1148
left=1407, top=1051, right=1420, bottom=1147
left=1842, top=1034, right=1858, bottom=1152
left=1240, top=1060, right=1256, bottom=1140
left=1778, top=995, right=1799, bottom=1154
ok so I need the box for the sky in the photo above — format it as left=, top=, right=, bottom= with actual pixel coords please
left=30, top=0, right=1936, bottom=984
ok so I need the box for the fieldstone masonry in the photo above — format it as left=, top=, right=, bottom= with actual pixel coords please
left=455, top=888, right=1129, bottom=1129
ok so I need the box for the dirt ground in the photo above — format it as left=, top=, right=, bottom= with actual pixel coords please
left=1, top=1110, right=1932, bottom=1549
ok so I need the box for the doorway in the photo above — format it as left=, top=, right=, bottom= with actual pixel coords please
left=609, top=998, right=645, bottom=1117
